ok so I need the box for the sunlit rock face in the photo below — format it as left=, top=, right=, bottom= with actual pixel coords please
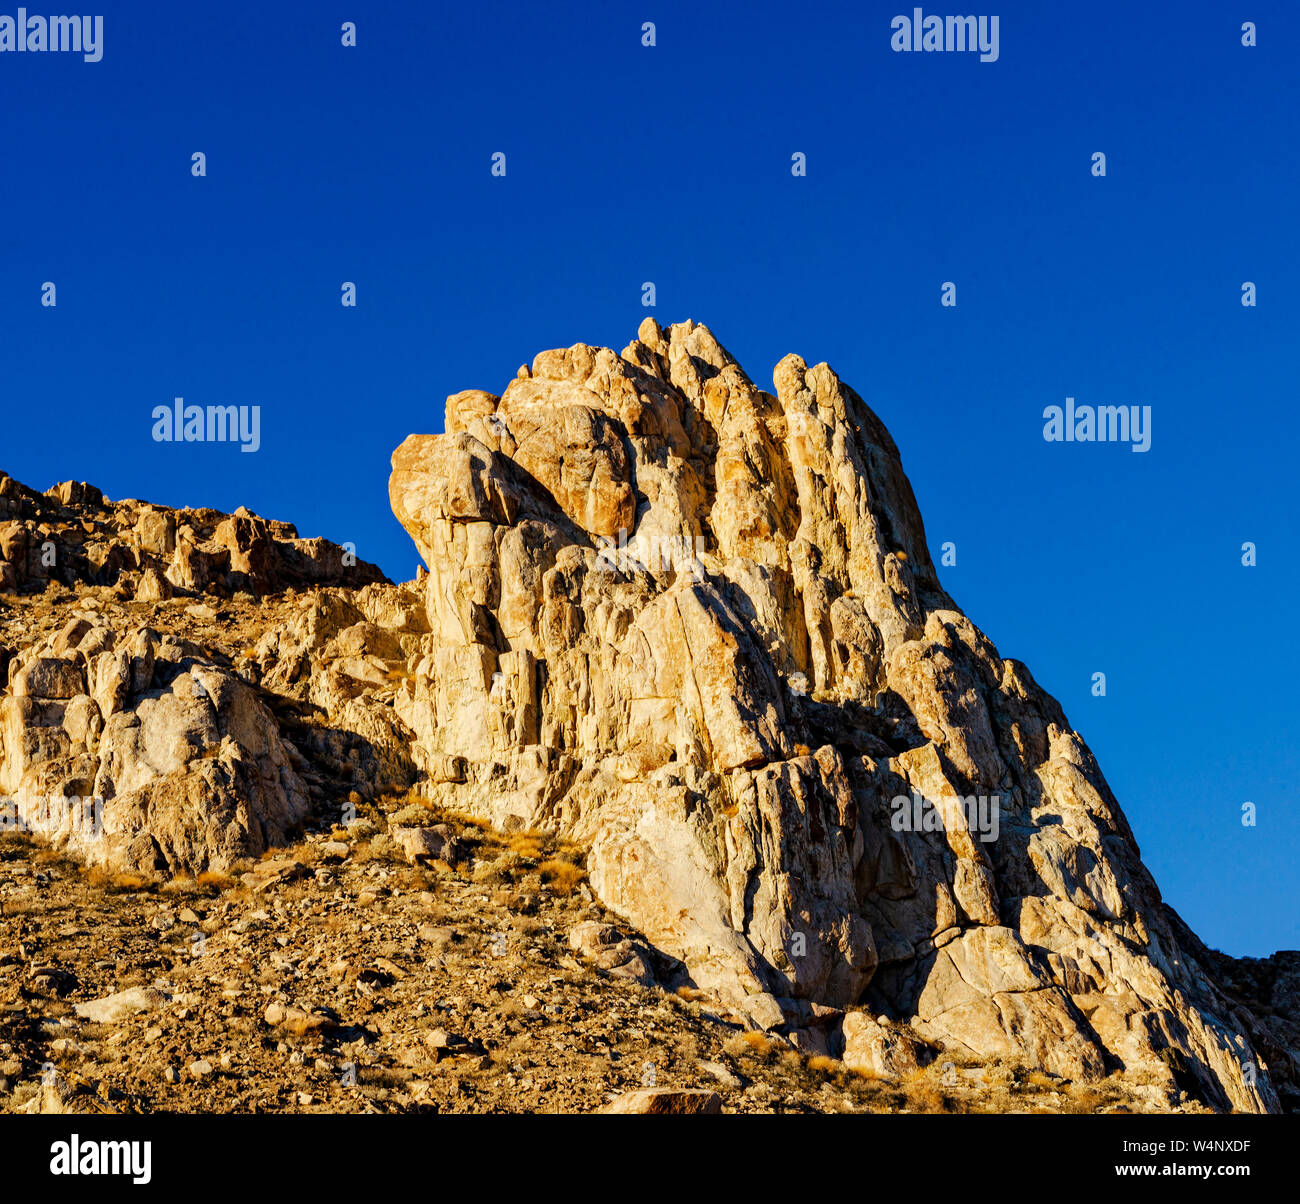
left=390, top=318, right=1280, bottom=1113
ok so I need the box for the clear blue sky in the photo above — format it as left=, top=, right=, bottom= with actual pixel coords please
left=1, top=0, right=1295, bottom=956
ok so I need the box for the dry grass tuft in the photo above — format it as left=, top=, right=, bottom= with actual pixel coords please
left=538, top=858, right=584, bottom=896
left=725, top=1030, right=779, bottom=1061
left=389, top=803, right=433, bottom=826
left=505, top=832, right=546, bottom=860
left=909, top=1082, right=951, bottom=1112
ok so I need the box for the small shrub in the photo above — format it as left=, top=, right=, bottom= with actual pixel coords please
left=725, top=1030, right=778, bottom=1061
left=538, top=859, right=584, bottom=895
left=506, top=832, right=546, bottom=860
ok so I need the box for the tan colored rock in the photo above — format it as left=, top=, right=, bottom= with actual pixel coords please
left=75, top=986, right=167, bottom=1023
left=0, top=475, right=384, bottom=600
left=13, top=657, right=85, bottom=699
left=394, top=824, right=459, bottom=864
left=214, top=513, right=276, bottom=592
left=135, top=565, right=173, bottom=602
left=841, top=1011, right=923, bottom=1079
left=387, top=320, right=1283, bottom=1113
left=134, top=506, right=176, bottom=556
left=567, top=920, right=657, bottom=987
left=444, top=389, right=500, bottom=436
left=496, top=386, right=636, bottom=537
left=598, top=1088, right=722, bottom=1115
left=0, top=657, right=312, bottom=874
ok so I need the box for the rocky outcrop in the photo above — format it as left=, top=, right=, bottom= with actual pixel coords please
left=0, top=473, right=385, bottom=598
left=0, top=482, right=422, bottom=875
left=389, top=318, right=1284, bottom=1113
left=0, top=614, right=307, bottom=874
left=0, top=579, right=436, bottom=875
left=1200, top=941, right=1300, bottom=1112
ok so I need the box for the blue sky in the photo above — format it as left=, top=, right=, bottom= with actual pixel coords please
left=1, top=0, right=1295, bottom=956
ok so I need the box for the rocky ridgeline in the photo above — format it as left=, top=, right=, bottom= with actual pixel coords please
left=0, top=320, right=1294, bottom=1114
left=0, top=474, right=386, bottom=599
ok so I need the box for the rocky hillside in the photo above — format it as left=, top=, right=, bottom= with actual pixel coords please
left=1, top=319, right=1294, bottom=1114
left=0, top=817, right=1215, bottom=1116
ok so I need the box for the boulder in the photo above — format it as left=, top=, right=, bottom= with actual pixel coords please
left=598, top=1089, right=722, bottom=1115
left=74, top=986, right=168, bottom=1024
left=840, top=1011, right=924, bottom=1079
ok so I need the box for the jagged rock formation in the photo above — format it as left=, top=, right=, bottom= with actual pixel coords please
left=388, top=318, right=1286, bottom=1113
left=0, top=482, right=422, bottom=872
left=0, top=474, right=386, bottom=598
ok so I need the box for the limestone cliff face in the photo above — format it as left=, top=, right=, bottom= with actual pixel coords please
left=390, top=318, right=1280, bottom=1112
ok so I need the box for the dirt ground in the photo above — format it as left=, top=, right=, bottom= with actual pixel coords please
left=0, top=801, right=1200, bottom=1116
